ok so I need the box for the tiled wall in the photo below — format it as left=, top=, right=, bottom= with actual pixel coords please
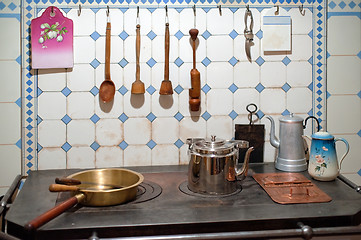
left=327, top=0, right=361, bottom=183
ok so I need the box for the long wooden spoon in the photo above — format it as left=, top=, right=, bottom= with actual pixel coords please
left=99, top=13, right=115, bottom=103
left=189, top=28, right=201, bottom=111
left=131, top=9, right=145, bottom=94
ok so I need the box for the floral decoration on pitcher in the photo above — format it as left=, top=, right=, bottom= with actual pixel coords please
left=312, top=146, right=328, bottom=176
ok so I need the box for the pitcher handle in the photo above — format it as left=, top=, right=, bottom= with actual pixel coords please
left=335, top=138, right=350, bottom=171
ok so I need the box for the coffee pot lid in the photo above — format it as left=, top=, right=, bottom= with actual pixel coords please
left=279, top=113, right=303, bottom=123
left=311, top=131, right=334, bottom=140
left=193, top=136, right=234, bottom=154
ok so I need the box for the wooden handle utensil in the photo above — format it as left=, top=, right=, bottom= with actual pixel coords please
left=159, top=21, right=173, bottom=95
left=189, top=28, right=200, bottom=111
left=131, top=23, right=145, bottom=94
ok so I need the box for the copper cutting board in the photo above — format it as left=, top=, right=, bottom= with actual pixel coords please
left=253, top=173, right=332, bottom=204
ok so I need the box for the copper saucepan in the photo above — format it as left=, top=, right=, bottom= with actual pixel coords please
left=25, top=168, right=144, bottom=231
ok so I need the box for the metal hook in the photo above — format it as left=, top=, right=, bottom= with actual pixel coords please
left=106, top=5, right=109, bottom=17
left=299, top=4, right=305, bottom=16
left=218, top=5, right=222, bottom=16
left=165, top=5, right=168, bottom=17
left=246, top=5, right=250, bottom=12
left=275, top=5, right=279, bottom=15
left=193, top=5, right=196, bottom=16
left=77, top=4, right=81, bottom=17
left=137, top=6, right=139, bottom=18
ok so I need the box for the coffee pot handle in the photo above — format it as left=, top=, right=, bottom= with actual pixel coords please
left=303, top=116, right=320, bottom=132
left=335, top=138, right=350, bottom=171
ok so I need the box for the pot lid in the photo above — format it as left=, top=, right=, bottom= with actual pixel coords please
left=193, top=136, right=234, bottom=155
left=311, top=131, right=334, bottom=140
left=279, top=113, right=303, bottom=123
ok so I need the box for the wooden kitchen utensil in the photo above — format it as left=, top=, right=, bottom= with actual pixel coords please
left=159, top=6, right=173, bottom=95
left=99, top=7, right=115, bottom=103
left=253, top=173, right=332, bottom=204
left=131, top=7, right=145, bottom=94
left=49, top=184, right=120, bottom=191
left=189, top=28, right=200, bottom=111
left=235, top=103, right=265, bottom=163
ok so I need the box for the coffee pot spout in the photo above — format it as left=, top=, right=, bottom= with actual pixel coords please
left=235, top=147, right=254, bottom=181
left=266, top=115, right=280, bottom=149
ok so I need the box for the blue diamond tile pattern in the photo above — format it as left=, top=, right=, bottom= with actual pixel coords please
left=90, top=86, right=99, bottom=96
left=202, top=84, right=211, bottom=94
left=357, top=91, right=361, bottom=99
left=147, top=30, right=157, bottom=40
left=61, top=142, right=72, bottom=152
left=229, top=30, right=238, bottom=39
left=202, top=111, right=211, bottom=121
left=90, top=31, right=100, bottom=41
left=146, top=112, right=157, bottom=122
left=147, top=58, right=157, bottom=68
left=229, top=110, right=238, bottom=120
left=119, top=141, right=128, bottom=150
left=255, top=56, right=265, bottom=66
left=256, top=110, right=265, bottom=119
left=16, top=139, right=21, bottom=149
left=118, top=113, right=129, bottom=123
left=61, top=114, right=72, bottom=125
left=8, top=2, right=16, bottom=11
left=118, top=85, right=128, bottom=95
left=202, top=30, right=211, bottom=40
left=119, top=58, right=128, bottom=68
left=255, top=83, right=265, bottom=93
left=326, top=91, right=331, bottom=99
left=0, top=2, right=5, bottom=10
left=90, top=59, right=101, bottom=69
left=228, top=57, right=238, bottom=66
left=90, top=141, right=100, bottom=151
left=282, top=83, right=291, bottom=92
left=119, top=31, right=129, bottom=40
left=349, top=1, right=356, bottom=8
left=357, top=51, right=361, bottom=60
left=282, top=109, right=291, bottom=116
left=147, top=140, right=157, bottom=149
left=175, top=30, right=184, bottom=40
left=90, top=114, right=100, bottom=124
left=255, top=30, right=263, bottom=39
left=357, top=130, right=361, bottom=138
left=228, top=83, right=238, bottom=93
left=174, top=85, right=184, bottom=94
left=328, top=1, right=336, bottom=9
left=357, top=168, right=361, bottom=176
left=174, top=139, right=184, bottom=149
left=37, top=115, right=43, bottom=125
left=147, top=85, right=156, bottom=95
left=339, top=1, right=346, bottom=9
left=174, top=112, right=184, bottom=122
left=202, top=57, right=211, bottom=67
left=174, top=57, right=184, bottom=67
left=37, top=88, right=43, bottom=97
left=61, top=87, right=72, bottom=97
left=15, top=98, right=21, bottom=107
left=282, top=56, right=291, bottom=66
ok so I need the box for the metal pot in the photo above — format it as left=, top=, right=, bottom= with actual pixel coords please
left=25, top=168, right=144, bottom=231
left=187, top=136, right=254, bottom=195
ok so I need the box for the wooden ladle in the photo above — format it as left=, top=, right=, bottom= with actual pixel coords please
left=99, top=15, right=115, bottom=103
left=189, top=28, right=201, bottom=111
left=159, top=8, right=173, bottom=95
left=131, top=16, right=145, bottom=94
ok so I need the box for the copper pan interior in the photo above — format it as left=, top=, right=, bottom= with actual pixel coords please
left=67, top=168, right=144, bottom=206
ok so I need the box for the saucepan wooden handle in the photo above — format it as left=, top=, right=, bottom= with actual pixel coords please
left=55, top=177, right=81, bottom=185
left=49, top=184, right=79, bottom=192
left=24, top=194, right=84, bottom=232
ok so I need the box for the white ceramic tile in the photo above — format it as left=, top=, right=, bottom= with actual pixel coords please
left=289, top=34, right=312, bottom=61
left=179, top=8, right=207, bottom=36
left=234, top=61, right=260, bottom=88
left=234, top=89, right=260, bottom=114
left=289, top=8, right=312, bottom=35
left=333, top=134, right=361, bottom=174
left=179, top=116, right=206, bottom=142
left=234, top=35, right=261, bottom=63
left=125, top=8, right=152, bottom=36
left=38, top=92, right=66, bottom=119
left=151, top=8, right=166, bottom=36
left=206, top=116, right=233, bottom=140
left=96, top=119, right=123, bottom=146
left=67, top=119, right=95, bottom=146
left=328, top=16, right=361, bottom=55
left=95, top=36, right=124, bottom=64
left=260, top=62, right=286, bottom=87
left=327, top=95, right=361, bottom=134
left=96, top=146, right=123, bottom=168
left=264, top=140, right=277, bottom=163
left=123, top=91, right=151, bottom=117
left=124, top=118, right=151, bottom=144
left=68, top=9, right=95, bottom=36
left=95, top=9, right=124, bottom=36
left=206, top=62, right=233, bottom=89
left=262, top=114, right=282, bottom=142
left=67, top=146, right=95, bottom=169
left=207, top=36, right=233, bottom=62
left=286, top=88, right=312, bottom=114
left=179, top=34, right=207, bottom=64
left=68, top=64, right=94, bottom=91
left=0, top=18, right=20, bottom=60
left=0, top=145, right=21, bottom=186
left=124, top=145, right=151, bottom=166
left=38, top=69, right=67, bottom=91
left=152, top=144, right=179, bottom=165
left=207, top=8, right=233, bottom=35
left=73, top=36, right=95, bottom=64
left=152, top=117, right=179, bottom=144
left=67, top=92, right=94, bottom=119
left=179, top=144, right=189, bottom=165
left=38, top=147, right=66, bottom=170
left=0, top=61, right=20, bottom=102
left=286, top=61, right=312, bottom=87
left=178, top=90, right=207, bottom=117
left=38, top=120, right=66, bottom=147
left=260, top=89, right=286, bottom=114
left=234, top=8, right=261, bottom=37
left=207, top=89, right=233, bottom=115
left=327, top=56, right=361, bottom=95
left=95, top=91, right=124, bottom=118
left=152, top=92, right=179, bottom=117
left=123, top=63, right=151, bottom=91
left=152, top=36, right=179, bottom=64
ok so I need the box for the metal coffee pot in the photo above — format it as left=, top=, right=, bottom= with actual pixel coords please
left=266, top=114, right=319, bottom=172
left=187, top=136, right=254, bottom=195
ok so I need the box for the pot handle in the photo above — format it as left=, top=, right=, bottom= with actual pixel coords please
left=335, top=138, right=350, bottom=171
left=24, top=193, right=85, bottom=232
left=303, top=116, right=320, bottom=132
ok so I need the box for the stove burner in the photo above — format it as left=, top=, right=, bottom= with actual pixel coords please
left=179, top=181, right=242, bottom=198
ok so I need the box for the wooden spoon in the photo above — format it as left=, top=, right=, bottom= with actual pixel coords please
left=189, top=28, right=201, bottom=111
left=131, top=23, right=145, bottom=94
left=99, top=19, right=115, bottom=103
left=159, top=13, right=173, bottom=95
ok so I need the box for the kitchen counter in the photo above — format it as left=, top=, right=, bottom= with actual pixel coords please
left=4, top=163, right=361, bottom=239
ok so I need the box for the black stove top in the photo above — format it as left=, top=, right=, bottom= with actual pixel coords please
left=5, top=163, right=361, bottom=239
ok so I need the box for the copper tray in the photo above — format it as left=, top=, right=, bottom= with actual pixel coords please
left=253, top=173, right=332, bottom=204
